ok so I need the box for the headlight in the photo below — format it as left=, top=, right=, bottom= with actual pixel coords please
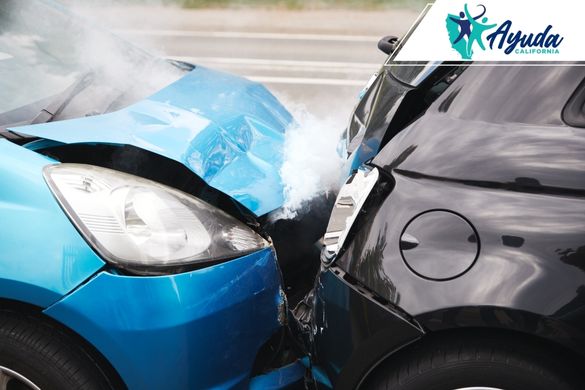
left=43, top=164, right=269, bottom=274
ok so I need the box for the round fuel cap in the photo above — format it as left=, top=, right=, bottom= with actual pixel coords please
left=400, top=210, right=479, bottom=281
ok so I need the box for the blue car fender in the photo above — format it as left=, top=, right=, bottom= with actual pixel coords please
left=0, top=139, right=105, bottom=307
left=43, top=248, right=285, bottom=390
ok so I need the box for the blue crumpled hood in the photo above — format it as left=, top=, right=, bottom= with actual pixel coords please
left=13, top=67, right=293, bottom=216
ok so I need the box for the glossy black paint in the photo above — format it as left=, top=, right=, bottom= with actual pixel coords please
left=312, top=267, right=423, bottom=390
left=563, top=77, right=585, bottom=128
left=313, top=64, right=585, bottom=386
left=347, top=64, right=463, bottom=160
left=346, top=67, right=411, bottom=159
left=399, top=210, right=479, bottom=281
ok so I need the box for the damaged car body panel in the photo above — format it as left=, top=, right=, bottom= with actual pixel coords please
left=13, top=66, right=293, bottom=217
left=0, top=1, right=316, bottom=388
left=1, top=130, right=301, bottom=389
left=343, top=62, right=441, bottom=173
left=311, top=268, right=424, bottom=388
left=306, top=61, right=585, bottom=389
left=0, top=139, right=105, bottom=307
left=43, top=248, right=286, bottom=390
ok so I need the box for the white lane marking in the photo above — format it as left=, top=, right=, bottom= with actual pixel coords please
left=243, top=76, right=366, bottom=86
left=198, top=63, right=374, bottom=74
left=170, top=56, right=380, bottom=70
left=116, top=29, right=380, bottom=42
left=166, top=57, right=372, bottom=85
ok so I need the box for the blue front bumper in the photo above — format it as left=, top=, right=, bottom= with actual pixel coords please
left=43, top=247, right=285, bottom=389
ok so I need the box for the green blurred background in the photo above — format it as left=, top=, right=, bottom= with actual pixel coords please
left=87, top=0, right=427, bottom=9
left=177, top=0, right=426, bottom=9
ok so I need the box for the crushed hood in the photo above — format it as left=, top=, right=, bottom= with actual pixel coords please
left=13, top=67, right=293, bottom=216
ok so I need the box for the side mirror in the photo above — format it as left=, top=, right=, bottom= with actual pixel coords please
left=378, top=35, right=399, bottom=55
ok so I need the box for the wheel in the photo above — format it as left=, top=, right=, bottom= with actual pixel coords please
left=0, top=310, right=114, bottom=390
left=362, top=332, right=583, bottom=390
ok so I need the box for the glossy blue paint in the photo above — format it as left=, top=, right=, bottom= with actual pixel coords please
left=249, top=361, right=305, bottom=390
left=0, top=139, right=105, bottom=307
left=22, top=138, right=64, bottom=151
left=13, top=67, right=294, bottom=216
left=300, top=357, right=333, bottom=389
left=44, top=247, right=284, bottom=390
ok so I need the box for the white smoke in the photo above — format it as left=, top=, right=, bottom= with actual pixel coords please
left=0, top=0, right=183, bottom=116
left=274, top=100, right=347, bottom=220
left=75, top=25, right=183, bottom=98
left=4, top=0, right=353, bottom=221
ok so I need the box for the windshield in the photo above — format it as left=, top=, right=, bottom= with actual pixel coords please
left=382, top=32, right=443, bottom=88
left=344, top=32, right=462, bottom=157
left=386, top=61, right=442, bottom=87
left=0, top=0, right=184, bottom=127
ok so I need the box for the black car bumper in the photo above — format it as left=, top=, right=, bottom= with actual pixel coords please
left=311, top=266, right=424, bottom=390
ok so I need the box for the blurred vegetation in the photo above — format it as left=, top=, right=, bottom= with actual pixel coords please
left=171, top=0, right=426, bottom=9
left=69, top=0, right=427, bottom=10
left=68, top=0, right=427, bottom=10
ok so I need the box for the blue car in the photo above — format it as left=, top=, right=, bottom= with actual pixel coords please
left=0, top=1, right=331, bottom=389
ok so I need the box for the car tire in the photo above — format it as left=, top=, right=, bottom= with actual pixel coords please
left=0, top=310, right=114, bottom=390
left=362, top=332, right=583, bottom=390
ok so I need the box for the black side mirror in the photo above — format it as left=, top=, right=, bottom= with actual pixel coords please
left=378, top=35, right=399, bottom=55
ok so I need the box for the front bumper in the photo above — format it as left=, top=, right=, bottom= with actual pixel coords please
left=43, top=247, right=286, bottom=390
left=311, top=267, right=424, bottom=390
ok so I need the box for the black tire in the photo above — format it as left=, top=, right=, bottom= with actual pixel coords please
left=0, top=310, right=114, bottom=390
left=363, top=332, right=583, bottom=390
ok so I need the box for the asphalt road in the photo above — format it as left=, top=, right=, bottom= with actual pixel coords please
left=79, top=6, right=420, bottom=120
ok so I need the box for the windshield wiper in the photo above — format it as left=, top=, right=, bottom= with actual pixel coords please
left=31, top=71, right=94, bottom=124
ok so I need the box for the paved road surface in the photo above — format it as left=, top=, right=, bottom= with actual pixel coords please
left=78, top=6, right=420, bottom=120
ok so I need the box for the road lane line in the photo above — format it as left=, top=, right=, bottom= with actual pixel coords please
left=117, top=29, right=380, bottom=42
left=170, top=56, right=380, bottom=70
left=166, top=56, right=372, bottom=85
left=243, top=76, right=366, bottom=86
left=195, top=63, right=374, bottom=74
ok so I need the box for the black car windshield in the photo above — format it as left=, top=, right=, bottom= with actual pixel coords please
left=382, top=35, right=442, bottom=87
left=0, top=0, right=184, bottom=126
left=385, top=60, right=441, bottom=87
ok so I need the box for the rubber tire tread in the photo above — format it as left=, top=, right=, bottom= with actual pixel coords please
left=0, top=310, right=113, bottom=390
left=363, top=332, right=583, bottom=390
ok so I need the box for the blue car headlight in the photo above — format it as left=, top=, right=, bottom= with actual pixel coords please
left=43, top=164, right=269, bottom=274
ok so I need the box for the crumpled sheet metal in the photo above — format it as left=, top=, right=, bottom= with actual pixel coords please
left=13, top=67, right=293, bottom=216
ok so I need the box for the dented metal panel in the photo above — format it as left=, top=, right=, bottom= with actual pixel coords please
left=12, top=67, right=293, bottom=216
left=44, top=247, right=284, bottom=389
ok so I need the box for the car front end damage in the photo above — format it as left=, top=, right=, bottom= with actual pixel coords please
left=0, top=62, right=331, bottom=387
left=43, top=247, right=288, bottom=389
left=1, top=135, right=312, bottom=388
left=291, top=167, right=424, bottom=390
left=24, top=49, right=456, bottom=389
left=294, top=58, right=585, bottom=388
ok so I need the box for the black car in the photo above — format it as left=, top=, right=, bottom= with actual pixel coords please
left=296, top=53, right=585, bottom=389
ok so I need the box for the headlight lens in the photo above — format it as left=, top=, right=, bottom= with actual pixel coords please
left=43, top=164, right=269, bottom=274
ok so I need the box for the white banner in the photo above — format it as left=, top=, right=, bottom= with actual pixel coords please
left=394, top=0, right=580, bottom=61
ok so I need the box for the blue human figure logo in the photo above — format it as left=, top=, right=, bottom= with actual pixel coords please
left=465, top=4, right=497, bottom=56
left=446, top=4, right=496, bottom=59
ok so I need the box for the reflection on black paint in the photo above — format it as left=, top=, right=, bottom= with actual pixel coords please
left=350, top=225, right=400, bottom=305
left=558, top=246, right=585, bottom=272
left=514, top=177, right=542, bottom=187
left=502, top=235, right=525, bottom=248
left=387, top=144, right=417, bottom=170
left=438, top=87, right=462, bottom=113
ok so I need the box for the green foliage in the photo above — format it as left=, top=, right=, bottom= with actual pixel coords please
left=176, top=0, right=427, bottom=10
